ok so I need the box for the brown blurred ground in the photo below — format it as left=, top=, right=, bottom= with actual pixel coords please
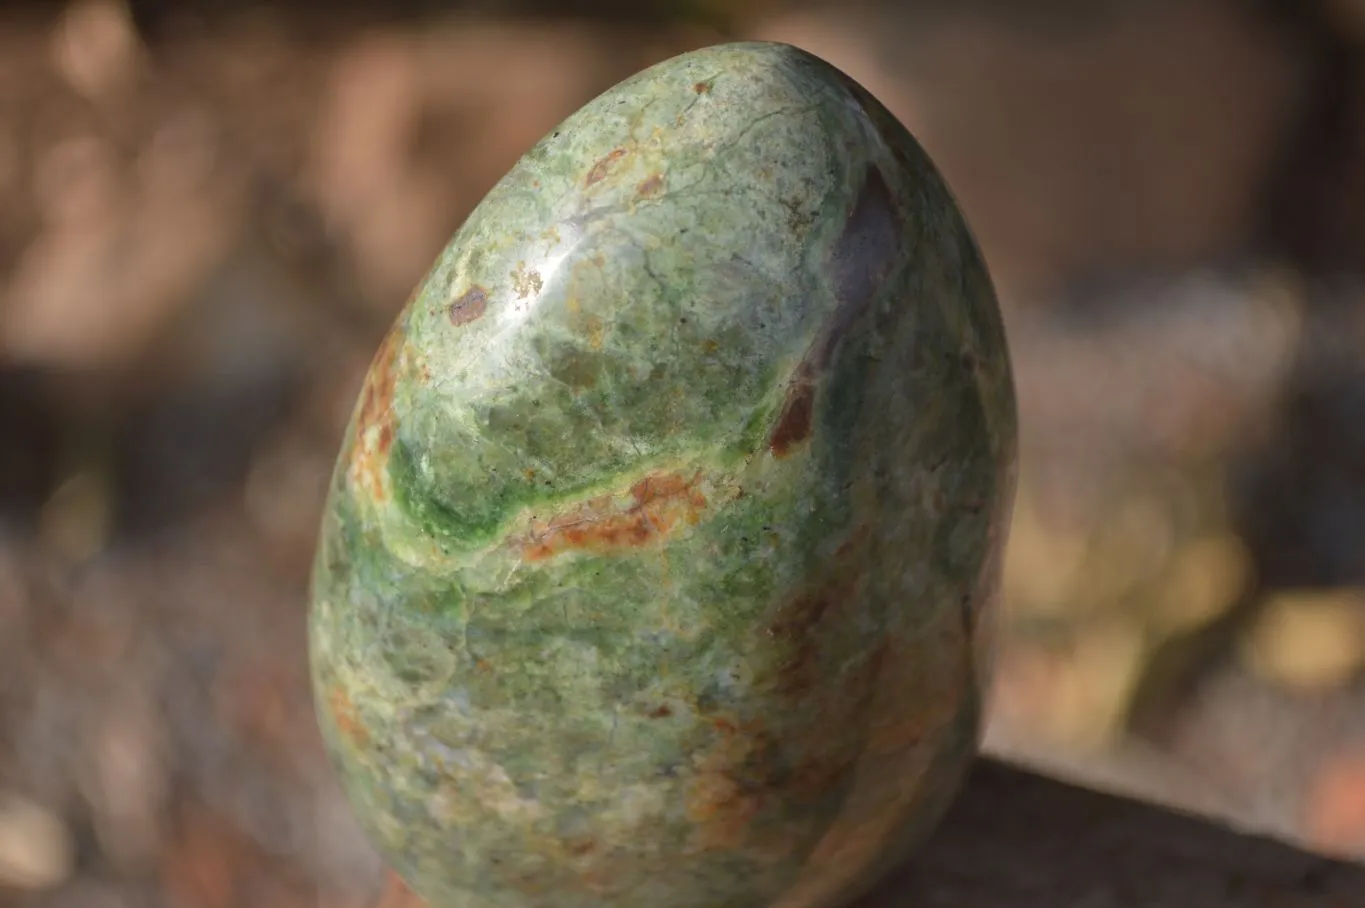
left=3, top=0, right=1365, bottom=905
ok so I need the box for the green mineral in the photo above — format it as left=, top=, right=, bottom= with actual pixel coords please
left=309, top=40, right=1017, bottom=908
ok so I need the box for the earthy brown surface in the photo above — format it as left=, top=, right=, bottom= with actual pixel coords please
left=870, top=759, right=1365, bottom=908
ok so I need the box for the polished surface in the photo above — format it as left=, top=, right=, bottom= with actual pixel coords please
left=309, top=40, right=1017, bottom=908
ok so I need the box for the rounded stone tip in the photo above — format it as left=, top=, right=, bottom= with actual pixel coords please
left=310, top=40, right=1017, bottom=908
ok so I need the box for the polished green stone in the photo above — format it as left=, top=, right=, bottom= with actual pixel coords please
left=309, top=40, right=1017, bottom=908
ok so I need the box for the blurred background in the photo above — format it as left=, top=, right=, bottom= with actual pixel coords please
left=2, top=0, right=1365, bottom=904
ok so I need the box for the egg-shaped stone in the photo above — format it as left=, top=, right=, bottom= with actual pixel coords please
left=310, top=40, right=1016, bottom=908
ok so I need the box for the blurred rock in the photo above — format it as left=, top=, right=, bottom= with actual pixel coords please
left=1015, top=269, right=1302, bottom=465
left=1, top=124, right=243, bottom=377
left=985, top=268, right=1301, bottom=752
left=1239, top=589, right=1365, bottom=695
left=308, top=30, right=444, bottom=309
left=1151, top=532, right=1252, bottom=634
left=81, top=688, right=169, bottom=872
left=108, top=239, right=323, bottom=537
left=1234, top=285, right=1365, bottom=589
left=242, top=425, right=335, bottom=572
left=52, top=0, right=143, bottom=104
left=0, top=366, right=63, bottom=524
left=1155, top=660, right=1365, bottom=844
left=308, top=784, right=385, bottom=906
left=160, top=802, right=247, bottom=908
left=1326, top=0, right=1365, bottom=42
left=42, top=879, right=136, bottom=908
left=39, top=468, right=113, bottom=565
left=0, top=792, right=74, bottom=892
left=1305, top=746, right=1365, bottom=855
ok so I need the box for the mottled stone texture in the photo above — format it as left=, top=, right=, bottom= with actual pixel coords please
left=309, top=41, right=1017, bottom=908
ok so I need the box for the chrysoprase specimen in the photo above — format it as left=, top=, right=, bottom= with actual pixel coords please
left=310, top=40, right=1017, bottom=908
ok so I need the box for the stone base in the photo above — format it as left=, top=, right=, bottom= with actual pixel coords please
left=372, top=758, right=1365, bottom=907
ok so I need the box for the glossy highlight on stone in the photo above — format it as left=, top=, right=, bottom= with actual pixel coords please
left=309, top=40, right=1018, bottom=908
